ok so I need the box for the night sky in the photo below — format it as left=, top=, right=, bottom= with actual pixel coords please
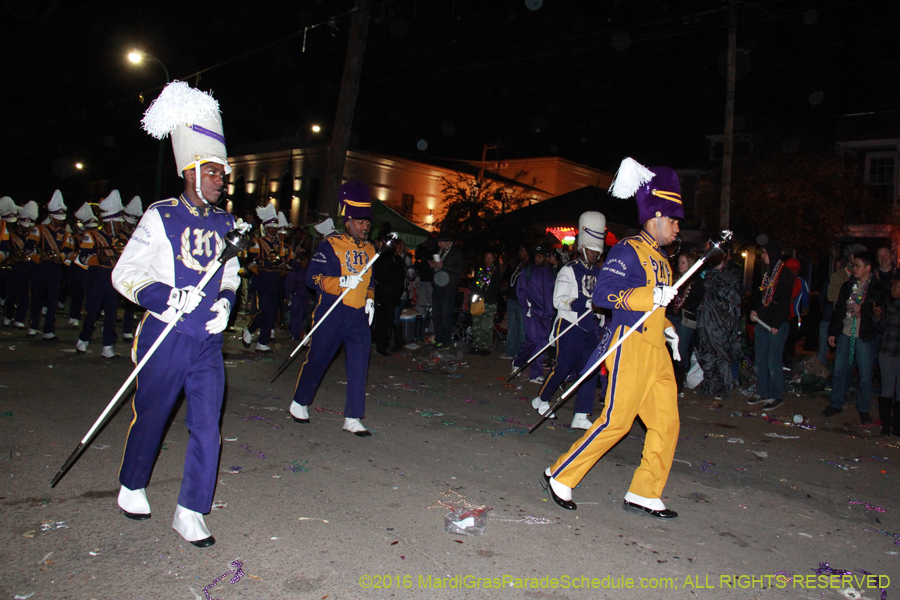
left=1, top=0, right=897, bottom=207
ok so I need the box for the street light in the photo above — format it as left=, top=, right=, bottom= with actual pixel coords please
left=75, top=162, right=83, bottom=170
left=127, top=49, right=170, bottom=202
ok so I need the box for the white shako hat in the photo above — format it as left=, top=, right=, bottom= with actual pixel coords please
left=124, top=196, right=143, bottom=224
left=18, top=200, right=39, bottom=225
left=75, top=203, right=97, bottom=228
left=0, top=196, right=18, bottom=222
left=277, top=211, right=290, bottom=232
left=577, top=211, right=606, bottom=253
left=141, top=80, right=231, bottom=178
left=314, top=217, right=335, bottom=236
left=256, top=204, right=278, bottom=234
left=48, top=189, right=67, bottom=219
left=99, top=190, right=125, bottom=222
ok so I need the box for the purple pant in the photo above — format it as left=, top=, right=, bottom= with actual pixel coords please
left=292, top=298, right=371, bottom=419
left=119, top=316, right=225, bottom=513
left=289, top=294, right=310, bottom=339
left=79, top=267, right=119, bottom=346
left=513, top=316, right=553, bottom=379
left=539, top=320, right=600, bottom=414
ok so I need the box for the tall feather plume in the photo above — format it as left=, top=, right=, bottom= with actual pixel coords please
left=141, top=81, right=220, bottom=140
left=608, top=157, right=655, bottom=199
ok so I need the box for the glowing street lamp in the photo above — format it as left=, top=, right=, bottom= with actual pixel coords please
left=75, top=162, right=83, bottom=170
left=311, top=124, right=321, bottom=133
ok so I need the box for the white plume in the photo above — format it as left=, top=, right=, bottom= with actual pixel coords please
left=609, top=157, right=655, bottom=199
left=141, top=81, right=221, bottom=140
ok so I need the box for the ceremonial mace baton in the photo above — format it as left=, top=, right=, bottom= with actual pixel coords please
left=506, top=309, right=593, bottom=382
left=527, top=230, right=733, bottom=433
left=270, top=232, right=399, bottom=383
left=50, top=224, right=252, bottom=487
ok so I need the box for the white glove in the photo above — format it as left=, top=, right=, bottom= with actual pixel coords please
left=653, top=285, right=677, bottom=307
left=594, top=312, right=605, bottom=327
left=339, top=274, right=362, bottom=290
left=526, top=299, right=532, bottom=318
left=205, top=298, right=231, bottom=334
left=585, top=299, right=593, bottom=311
left=167, top=286, right=205, bottom=314
left=664, top=327, right=680, bottom=362
left=365, top=298, right=375, bottom=326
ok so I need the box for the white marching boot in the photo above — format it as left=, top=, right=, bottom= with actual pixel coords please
left=101, top=345, right=118, bottom=358
left=173, top=504, right=215, bottom=548
left=570, top=413, right=593, bottom=430
left=343, top=417, right=372, bottom=437
left=531, top=396, right=557, bottom=419
left=118, top=485, right=151, bottom=520
left=289, top=401, right=310, bottom=423
left=76, top=339, right=88, bottom=354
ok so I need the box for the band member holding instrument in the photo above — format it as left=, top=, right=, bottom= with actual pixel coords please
left=242, top=204, right=291, bottom=353
left=25, top=190, right=73, bottom=340
left=76, top=190, right=125, bottom=358
left=3, top=201, right=37, bottom=329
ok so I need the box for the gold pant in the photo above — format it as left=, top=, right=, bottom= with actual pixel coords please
left=550, top=326, right=679, bottom=500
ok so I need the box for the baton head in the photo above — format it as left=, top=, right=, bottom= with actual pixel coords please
left=219, top=225, right=251, bottom=264
left=706, top=230, right=734, bottom=258
left=378, top=232, right=400, bottom=255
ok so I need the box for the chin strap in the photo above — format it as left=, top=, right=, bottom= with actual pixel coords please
left=194, top=163, right=210, bottom=206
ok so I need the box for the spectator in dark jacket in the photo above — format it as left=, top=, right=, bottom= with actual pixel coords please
left=877, top=274, right=900, bottom=436
left=695, top=246, right=743, bottom=399
left=824, top=250, right=889, bottom=423
left=428, top=231, right=465, bottom=347
left=372, top=240, right=407, bottom=355
left=747, top=239, right=795, bottom=411
left=665, top=251, right=704, bottom=393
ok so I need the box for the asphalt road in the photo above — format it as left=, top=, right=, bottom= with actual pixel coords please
left=1, top=320, right=897, bottom=600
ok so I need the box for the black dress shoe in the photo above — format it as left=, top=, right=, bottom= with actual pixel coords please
left=376, top=347, right=391, bottom=356
left=623, top=500, right=678, bottom=519
left=822, top=406, right=843, bottom=417
left=190, top=536, right=216, bottom=548
left=859, top=411, right=872, bottom=424
left=123, top=510, right=151, bottom=521
left=292, top=416, right=310, bottom=423
left=540, top=473, right=576, bottom=510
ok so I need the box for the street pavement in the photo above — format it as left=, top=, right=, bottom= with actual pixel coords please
left=1, top=320, right=898, bottom=600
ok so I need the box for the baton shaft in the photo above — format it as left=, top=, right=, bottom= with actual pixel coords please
left=80, top=263, right=224, bottom=444
left=274, top=250, right=384, bottom=381
left=508, top=310, right=591, bottom=381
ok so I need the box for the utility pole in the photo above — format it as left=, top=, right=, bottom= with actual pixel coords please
left=719, top=5, right=737, bottom=231
left=322, top=0, right=372, bottom=218
left=478, top=143, right=497, bottom=181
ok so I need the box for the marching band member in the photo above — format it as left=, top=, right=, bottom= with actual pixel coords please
left=76, top=190, right=124, bottom=358
left=542, top=158, right=683, bottom=519
left=288, top=181, right=378, bottom=436
left=112, top=80, right=241, bottom=547
left=3, top=201, right=37, bottom=329
left=242, top=204, right=290, bottom=353
left=25, top=190, right=73, bottom=340
left=531, top=212, right=606, bottom=430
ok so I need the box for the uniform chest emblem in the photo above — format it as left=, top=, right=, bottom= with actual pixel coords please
left=343, top=249, right=369, bottom=275
left=180, top=227, right=224, bottom=272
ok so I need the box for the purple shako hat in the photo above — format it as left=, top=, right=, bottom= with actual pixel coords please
left=338, top=181, right=374, bottom=222
left=635, top=167, right=683, bottom=224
